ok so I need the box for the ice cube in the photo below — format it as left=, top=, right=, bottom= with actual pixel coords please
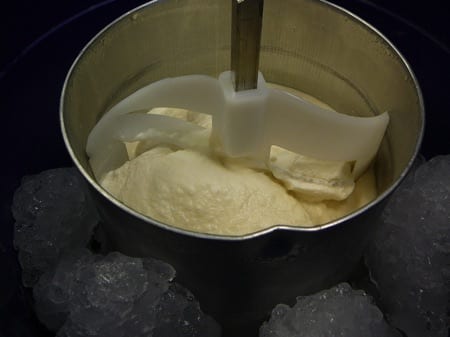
left=366, top=155, right=450, bottom=337
left=12, top=168, right=98, bottom=286
left=33, top=250, right=221, bottom=337
left=260, top=283, right=400, bottom=337
left=150, top=283, right=221, bottom=337
left=33, top=249, right=95, bottom=331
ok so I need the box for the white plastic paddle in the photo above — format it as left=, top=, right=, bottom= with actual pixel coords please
left=87, top=0, right=389, bottom=180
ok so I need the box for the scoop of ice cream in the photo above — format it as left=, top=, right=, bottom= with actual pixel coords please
left=269, top=145, right=355, bottom=201
left=123, top=106, right=356, bottom=202
left=101, top=147, right=313, bottom=235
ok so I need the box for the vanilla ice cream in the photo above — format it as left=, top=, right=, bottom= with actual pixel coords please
left=96, top=86, right=378, bottom=235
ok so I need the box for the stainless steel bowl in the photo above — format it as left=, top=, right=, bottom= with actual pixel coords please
left=60, top=0, right=424, bottom=335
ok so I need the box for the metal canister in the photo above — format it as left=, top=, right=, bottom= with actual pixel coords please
left=60, top=0, right=424, bottom=336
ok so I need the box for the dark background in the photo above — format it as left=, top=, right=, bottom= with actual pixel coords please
left=1, top=1, right=449, bottom=336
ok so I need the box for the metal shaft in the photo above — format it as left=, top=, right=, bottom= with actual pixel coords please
left=231, top=0, right=264, bottom=91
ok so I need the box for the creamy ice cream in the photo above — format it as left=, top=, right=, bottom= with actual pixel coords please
left=97, top=86, right=378, bottom=235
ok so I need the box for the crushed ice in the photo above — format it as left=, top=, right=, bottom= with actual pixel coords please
left=260, top=283, right=401, bottom=337
left=34, top=249, right=220, bottom=337
left=12, top=168, right=98, bottom=287
left=11, top=156, right=450, bottom=336
left=366, top=155, right=450, bottom=337
left=12, top=168, right=221, bottom=337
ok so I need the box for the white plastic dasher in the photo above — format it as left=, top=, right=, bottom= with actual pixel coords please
left=86, top=0, right=389, bottom=180
left=87, top=71, right=388, bottom=179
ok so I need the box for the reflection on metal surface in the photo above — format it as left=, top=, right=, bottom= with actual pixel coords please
left=231, top=0, right=264, bottom=91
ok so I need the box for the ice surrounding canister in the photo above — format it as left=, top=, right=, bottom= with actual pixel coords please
left=10, top=167, right=221, bottom=337
left=259, top=283, right=401, bottom=337
left=366, top=155, right=450, bottom=337
left=12, top=168, right=98, bottom=286
left=33, top=249, right=221, bottom=337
